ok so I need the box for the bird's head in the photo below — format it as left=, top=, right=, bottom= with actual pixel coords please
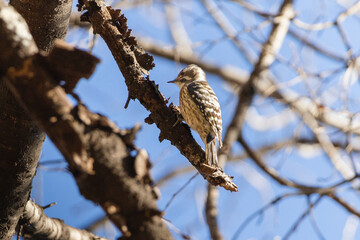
left=168, top=64, right=206, bottom=88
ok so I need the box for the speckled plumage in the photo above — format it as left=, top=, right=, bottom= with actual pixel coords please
left=169, top=64, right=222, bottom=165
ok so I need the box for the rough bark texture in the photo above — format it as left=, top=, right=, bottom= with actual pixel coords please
left=0, top=82, right=44, bottom=239
left=0, top=0, right=72, bottom=239
left=10, top=0, right=73, bottom=52
left=0, top=1, right=72, bottom=239
left=1, top=2, right=173, bottom=239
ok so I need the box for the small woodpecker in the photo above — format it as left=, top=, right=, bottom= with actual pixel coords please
left=168, top=64, right=223, bottom=166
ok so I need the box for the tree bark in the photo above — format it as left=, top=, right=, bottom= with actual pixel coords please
left=1, top=1, right=173, bottom=239
left=0, top=1, right=72, bottom=239
left=10, top=0, right=73, bottom=52
left=20, top=200, right=107, bottom=240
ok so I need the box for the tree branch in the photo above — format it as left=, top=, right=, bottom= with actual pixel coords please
left=19, top=200, right=106, bottom=240
left=0, top=0, right=71, bottom=238
left=78, top=0, right=237, bottom=191
left=205, top=185, right=224, bottom=240
left=204, top=1, right=294, bottom=237
left=138, top=38, right=360, bottom=137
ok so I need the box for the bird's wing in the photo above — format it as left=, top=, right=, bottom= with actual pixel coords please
left=187, top=81, right=222, bottom=137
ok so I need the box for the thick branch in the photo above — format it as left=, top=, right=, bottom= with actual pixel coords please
left=10, top=0, right=73, bottom=52
left=0, top=0, right=71, bottom=238
left=20, top=200, right=106, bottom=240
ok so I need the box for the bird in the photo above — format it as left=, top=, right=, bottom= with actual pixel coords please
left=168, top=64, right=223, bottom=166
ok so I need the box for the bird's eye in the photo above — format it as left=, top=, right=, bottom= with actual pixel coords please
left=180, top=78, right=185, bottom=82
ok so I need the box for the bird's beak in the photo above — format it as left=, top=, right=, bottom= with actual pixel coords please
left=167, top=79, right=177, bottom=84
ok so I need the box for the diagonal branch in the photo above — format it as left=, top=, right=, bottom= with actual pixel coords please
left=327, top=193, right=360, bottom=218
left=232, top=0, right=294, bottom=139
left=233, top=0, right=347, bottom=62
left=201, top=0, right=255, bottom=64
left=165, top=2, right=193, bottom=55
left=79, top=0, right=237, bottom=191
left=301, top=112, right=355, bottom=180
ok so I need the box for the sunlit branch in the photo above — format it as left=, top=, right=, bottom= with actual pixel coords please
left=201, top=0, right=255, bottom=64
left=292, top=1, right=360, bottom=31
left=165, top=2, right=193, bottom=55
left=20, top=201, right=106, bottom=240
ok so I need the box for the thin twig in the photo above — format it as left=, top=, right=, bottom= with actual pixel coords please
left=301, top=111, right=355, bottom=181
left=231, top=192, right=302, bottom=240
left=327, top=193, right=360, bottom=217
left=283, top=195, right=323, bottom=240
left=307, top=198, right=326, bottom=240
left=201, top=0, right=255, bottom=64
left=163, top=173, right=199, bottom=212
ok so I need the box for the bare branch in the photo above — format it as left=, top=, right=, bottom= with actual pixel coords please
left=327, top=193, right=360, bottom=218
left=231, top=193, right=302, bottom=240
left=206, top=185, right=224, bottom=240
left=283, top=196, right=323, bottom=240
left=0, top=0, right=71, bottom=238
left=292, top=1, right=360, bottom=31
left=201, top=0, right=255, bottom=64
left=79, top=0, right=237, bottom=191
left=301, top=112, right=355, bottom=180
left=232, top=0, right=347, bottom=62
left=139, top=39, right=360, bottom=137
left=165, top=2, right=193, bottom=55
left=232, top=0, right=294, bottom=136
left=163, top=173, right=199, bottom=212
left=19, top=200, right=106, bottom=240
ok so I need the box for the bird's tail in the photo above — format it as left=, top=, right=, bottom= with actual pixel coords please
left=205, top=139, right=218, bottom=166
